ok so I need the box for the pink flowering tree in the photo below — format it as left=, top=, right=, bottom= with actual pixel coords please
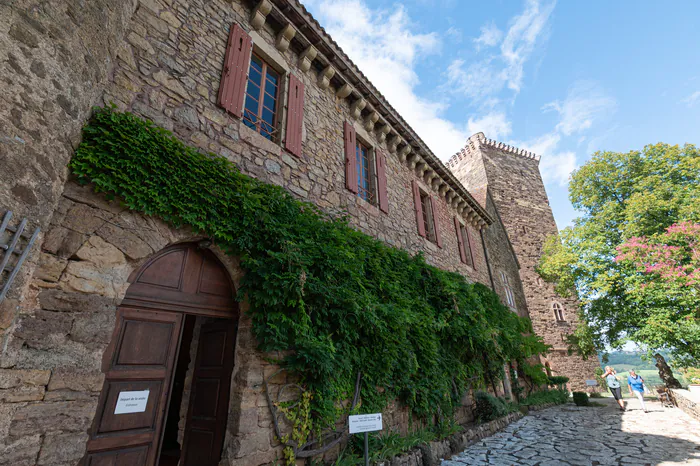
left=615, top=222, right=700, bottom=366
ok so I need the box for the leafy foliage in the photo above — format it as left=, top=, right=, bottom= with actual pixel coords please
left=547, top=376, right=569, bottom=389
left=473, top=391, right=519, bottom=423
left=572, top=392, right=589, bottom=407
left=70, top=107, right=547, bottom=432
left=537, top=143, right=700, bottom=365
left=519, top=389, right=569, bottom=406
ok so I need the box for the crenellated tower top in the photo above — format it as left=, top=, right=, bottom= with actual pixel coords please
left=446, top=132, right=541, bottom=169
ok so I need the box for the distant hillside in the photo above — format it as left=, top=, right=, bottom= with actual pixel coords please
left=598, top=351, right=688, bottom=386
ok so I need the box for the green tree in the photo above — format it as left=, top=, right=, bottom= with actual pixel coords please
left=537, top=143, right=700, bottom=365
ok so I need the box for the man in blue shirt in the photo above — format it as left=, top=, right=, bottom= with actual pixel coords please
left=628, top=370, right=647, bottom=412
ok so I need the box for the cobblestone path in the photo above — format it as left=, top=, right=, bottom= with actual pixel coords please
left=443, top=398, right=700, bottom=465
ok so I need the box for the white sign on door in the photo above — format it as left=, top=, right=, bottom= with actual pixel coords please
left=114, top=390, right=150, bottom=414
left=349, top=413, right=382, bottom=434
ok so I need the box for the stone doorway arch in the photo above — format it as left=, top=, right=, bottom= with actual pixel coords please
left=83, top=243, right=238, bottom=466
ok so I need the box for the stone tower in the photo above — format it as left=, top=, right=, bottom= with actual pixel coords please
left=447, top=133, right=599, bottom=391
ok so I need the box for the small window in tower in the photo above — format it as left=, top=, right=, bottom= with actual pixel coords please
left=552, top=302, right=565, bottom=322
left=500, top=271, right=516, bottom=310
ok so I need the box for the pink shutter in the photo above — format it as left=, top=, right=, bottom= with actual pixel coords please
left=466, top=225, right=477, bottom=270
left=454, top=217, right=467, bottom=264
left=218, top=23, right=252, bottom=118
left=285, top=74, right=304, bottom=157
left=344, top=121, right=358, bottom=193
left=430, top=196, right=442, bottom=248
left=376, top=151, right=388, bottom=213
left=413, top=181, right=425, bottom=237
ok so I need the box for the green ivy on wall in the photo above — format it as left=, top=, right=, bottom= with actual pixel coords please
left=70, top=106, right=547, bottom=429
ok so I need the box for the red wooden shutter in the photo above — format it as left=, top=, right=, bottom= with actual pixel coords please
left=430, top=196, right=442, bottom=248
left=218, top=23, right=252, bottom=118
left=454, top=217, right=467, bottom=264
left=466, top=225, right=477, bottom=270
left=413, top=180, right=425, bottom=238
left=285, top=74, right=304, bottom=157
left=344, top=121, right=358, bottom=194
left=376, top=151, right=389, bottom=213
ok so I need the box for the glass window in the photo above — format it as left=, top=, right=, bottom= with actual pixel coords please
left=553, top=302, right=565, bottom=321
left=500, top=271, right=516, bottom=309
left=356, top=141, right=377, bottom=205
left=419, top=190, right=436, bottom=243
left=243, top=54, right=280, bottom=141
left=459, top=224, right=473, bottom=267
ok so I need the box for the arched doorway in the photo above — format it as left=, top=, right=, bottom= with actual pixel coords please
left=83, top=243, right=238, bottom=466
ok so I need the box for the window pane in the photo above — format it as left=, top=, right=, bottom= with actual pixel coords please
left=263, top=93, right=276, bottom=113
left=264, top=77, right=278, bottom=97
left=261, top=108, right=275, bottom=127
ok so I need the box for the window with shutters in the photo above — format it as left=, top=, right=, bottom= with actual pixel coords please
left=552, top=302, right=566, bottom=322
left=356, top=140, right=377, bottom=205
left=243, top=54, right=280, bottom=141
left=500, top=271, right=516, bottom=310
left=419, top=190, right=436, bottom=243
left=459, top=223, right=473, bottom=267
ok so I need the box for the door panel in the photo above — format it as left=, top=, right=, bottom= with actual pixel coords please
left=181, top=320, right=237, bottom=466
left=85, top=308, right=183, bottom=465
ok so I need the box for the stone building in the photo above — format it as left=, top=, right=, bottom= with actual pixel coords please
left=0, top=0, right=595, bottom=464
left=447, top=133, right=601, bottom=390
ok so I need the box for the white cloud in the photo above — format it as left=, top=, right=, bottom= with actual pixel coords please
left=304, top=0, right=467, bottom=158
left=467, top=112, right=512, bottom=140
left=543, top=80, right=617, bottom=135
left=448, top=1, right=555, bottom=101
left=474, top=22, right=503, bottom=50
left=682, top=90, right=700, bottom=107
left=500, top=0, right=556, bottom=93
left=513, top=132, right=576, bottom=186
left=445, top=26, right=462, bottom=43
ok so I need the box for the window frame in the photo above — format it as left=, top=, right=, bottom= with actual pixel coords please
left=500, top=271, right=516, bottom=309
left=419, top=189, right=437, bottom=243
left=355, top=138, right=378, bottom=206
left=243, top=53, right=283, bottom=141
left=459, top=223, right=474, bottom=267
left=552, top=302, right=566, bottom=322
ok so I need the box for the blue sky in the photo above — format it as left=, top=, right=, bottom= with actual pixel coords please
left=302, top=0, right=700, bottom=228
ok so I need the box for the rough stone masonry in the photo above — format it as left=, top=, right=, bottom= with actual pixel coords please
left=0, top=0, right=597, bottom=464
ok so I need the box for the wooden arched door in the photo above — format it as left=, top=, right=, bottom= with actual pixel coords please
left=83, top=243, right=237, bottom=466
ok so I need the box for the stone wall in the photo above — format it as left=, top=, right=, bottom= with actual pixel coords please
left=0, top=0, right=554, bottom=464
left=0, top=0, right=138, bottom=354
left=448, top=136, right=600, bottom=391
left=671, top=389, right=700, bottom=423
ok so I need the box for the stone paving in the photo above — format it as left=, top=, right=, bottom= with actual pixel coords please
left=443, top=397, right=700, bottom=465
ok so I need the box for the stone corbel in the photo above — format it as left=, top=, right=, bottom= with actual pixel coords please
left=445, top=189, right=456, bottom=204
left=376, top=123, right=391, bottom=143
left=350, top=97, right=366, bottom=119
left=438, top=183, right=449, bottom=196
left=407, top=153, right=420, bottom=169
left=275, top=24, right=296, bottom=53
left=364, top=111, right=379, bottom=132
left=318, top=65, right=335, bottom=90
left=398, top=144, right=411, bottom=162
left=416, top=162, right=428, bottom=177
left=336, top=83, right=353, bottom=99
left=432, top=178, right=443, bottom=191
left=251, top=0, right=272, bottom=30
left=387, top=135, right=400, bottom=154
left=423, top=169, right=436, bottom=184
left=457, top=200, right=467, bottom=212
left=299, top=45, right=317, bottom=72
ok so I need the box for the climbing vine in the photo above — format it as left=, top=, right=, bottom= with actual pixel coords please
left=70, top=106, right=547, bottom=442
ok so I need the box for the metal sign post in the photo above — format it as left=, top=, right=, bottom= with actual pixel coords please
left=349, top=413, right=382, bottom=466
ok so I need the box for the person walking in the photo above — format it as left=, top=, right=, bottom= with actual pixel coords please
left=628, top=369, right=648, bottom=412
left=601, top=366, right=625, bottom=411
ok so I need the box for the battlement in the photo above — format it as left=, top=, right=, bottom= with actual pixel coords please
left=446, top=132, right=541, bottom=169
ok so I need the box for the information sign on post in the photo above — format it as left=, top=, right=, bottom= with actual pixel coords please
left=349, top=413, right=382, bottom=466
